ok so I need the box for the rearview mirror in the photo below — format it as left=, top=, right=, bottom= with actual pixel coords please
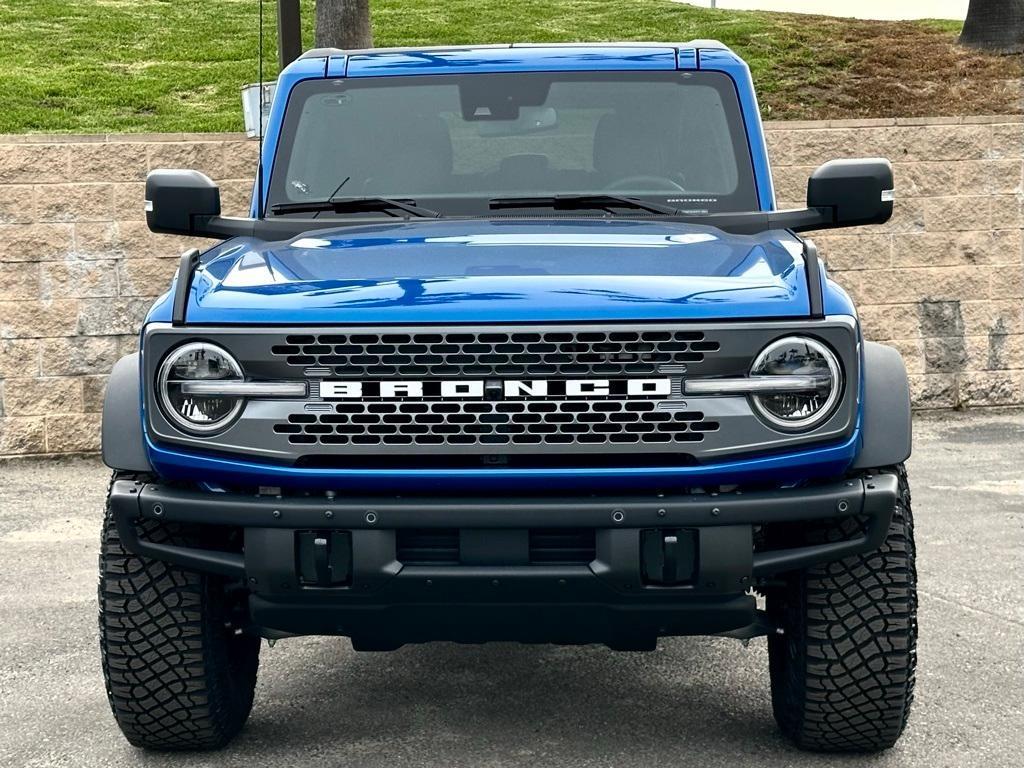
left=477, top=107, right=559, bottom=137
left=806, top=159, right=894, bottom=228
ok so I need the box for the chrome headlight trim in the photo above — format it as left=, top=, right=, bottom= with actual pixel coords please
left=157, top=341, right=245, bottom=435
left=683, top=374, right=831, bottom=396
left=748, top=336, right=843, bottom=432
left=179, top=380, right=307, bottom=397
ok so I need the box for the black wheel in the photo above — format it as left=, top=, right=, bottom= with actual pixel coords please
left=768, top=465, right=917, bottom=752
left=98, top=472, right=259, bottom=750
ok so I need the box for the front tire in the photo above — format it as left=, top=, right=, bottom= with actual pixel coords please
left=98, top=472, right=259, bottom=750
left=768, top=465, right=917, bottom=752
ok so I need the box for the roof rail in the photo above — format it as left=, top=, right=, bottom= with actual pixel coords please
left=296, top=40, right=732, bottom=61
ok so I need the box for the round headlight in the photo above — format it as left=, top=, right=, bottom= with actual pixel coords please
left=749, top=336, right=842, bottom=431
left=157, top=342, right=244, bottom=434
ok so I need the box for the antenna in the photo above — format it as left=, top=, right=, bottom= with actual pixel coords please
left=256, top=0, right=265, bottom=221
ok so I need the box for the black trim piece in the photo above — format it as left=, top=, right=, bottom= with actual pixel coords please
left=248, top=592, right=758, bottom=649
left=107, top=487, right=244, bottom=578
left=852, top=342, right=912, bottom=469
left=118, top=477, right=874, bottom=529
left=751, top=475, right=894, bottom=575
left=183, top=209, right=842, bottom=241
left=101, top=353, right=153, bottom=473
left=171, top=248, right=201, bottom=326
left=803, top=238, right=824, bottom=318
left=107, top=474, right=898, bottom=579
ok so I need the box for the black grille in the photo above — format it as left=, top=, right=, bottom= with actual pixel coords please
left=274, top=400, right=718, bottom=448
left=271, top=329, right=719, bottom=377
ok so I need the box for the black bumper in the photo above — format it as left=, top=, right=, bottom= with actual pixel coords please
left=109, top=474, right=898, bottom=649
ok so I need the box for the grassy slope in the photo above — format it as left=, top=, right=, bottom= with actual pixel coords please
left=0, top=0, right=1018, bottom=134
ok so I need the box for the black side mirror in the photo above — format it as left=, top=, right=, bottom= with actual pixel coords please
left=807, top=159, right=894, bottom=228
left=146, top=170, right=223, bottom=236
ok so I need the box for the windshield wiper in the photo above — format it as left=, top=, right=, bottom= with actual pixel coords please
left=271, top=196, right=440, bottom=218
left=489, top=194, right=680, bottom=216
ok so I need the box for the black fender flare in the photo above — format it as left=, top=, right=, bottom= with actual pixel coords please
left=852, top=341, right=912, bottom=470
left=102, top=353, right=154, bottom=473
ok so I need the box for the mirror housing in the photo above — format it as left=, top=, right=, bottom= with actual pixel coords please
left=706, top=157, right=895, bottom=234
left=145, top=170, right=223, bottom=235
left=806, top=158, right=894, bottom=228
left=145, top=169, right=264, bottom=240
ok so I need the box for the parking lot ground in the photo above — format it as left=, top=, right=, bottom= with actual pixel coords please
left=1, top=409, right=1022, bottom=767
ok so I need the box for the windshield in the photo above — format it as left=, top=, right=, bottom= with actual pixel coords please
left=268, top=71, right=758, bottom=217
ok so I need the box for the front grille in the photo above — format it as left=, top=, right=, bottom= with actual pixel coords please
left=274, top=400, right=719, bottom=448
left=146, top=320, right=860, bottom=463
left=271, top=329, right=720, bottom=378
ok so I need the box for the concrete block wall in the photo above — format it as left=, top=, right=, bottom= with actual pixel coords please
left=0, top=135, right=258, bottom=456
left=767, top=117, right=1023, bottom=411
left=0, top=116, right=1021, bottom=457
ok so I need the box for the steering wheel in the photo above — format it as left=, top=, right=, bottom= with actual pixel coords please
left=605, top=174, right=686, bottom=192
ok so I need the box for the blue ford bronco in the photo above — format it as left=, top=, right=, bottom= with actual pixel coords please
left=99, top=42, right=916, bottom=753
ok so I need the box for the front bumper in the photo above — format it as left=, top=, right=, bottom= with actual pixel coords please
left=109, top=473, right=897, bottom=649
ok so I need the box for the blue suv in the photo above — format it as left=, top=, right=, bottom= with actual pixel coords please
left=99, top=42, right=916, bottom=753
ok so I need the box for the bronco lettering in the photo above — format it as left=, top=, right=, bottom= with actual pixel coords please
left=319, top=378, right=673, bottom=399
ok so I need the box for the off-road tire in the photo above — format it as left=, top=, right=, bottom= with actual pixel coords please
left=98, top=472, right=259, bottom=750
left=768, top=465, right=917, bottom=752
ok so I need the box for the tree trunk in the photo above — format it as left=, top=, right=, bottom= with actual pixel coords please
left=315, top=0, right=373, bottom=50
left=960, top=0, right=1024, bottom=54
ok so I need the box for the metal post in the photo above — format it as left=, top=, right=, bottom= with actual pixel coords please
left=277, top=0, right=302, bottom=69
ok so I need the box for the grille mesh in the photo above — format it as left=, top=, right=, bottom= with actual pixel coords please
left=273, top=399, right=718, bottom=448
left=271, top=329, right=719, bottom=377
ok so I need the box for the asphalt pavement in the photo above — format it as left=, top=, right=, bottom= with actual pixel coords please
left=1, top=410, right=1022, bottom=767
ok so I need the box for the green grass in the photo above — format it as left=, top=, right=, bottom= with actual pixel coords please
left=0, top=0, right=1010, bottom=134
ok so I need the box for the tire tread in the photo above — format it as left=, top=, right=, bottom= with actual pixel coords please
left=769, top=465, right=917, bottom=752
left=98, top=471, right=259, bottom=751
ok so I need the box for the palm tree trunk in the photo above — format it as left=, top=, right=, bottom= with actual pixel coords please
left=960, top=0, right=1024, bottom=54
left=315, top=0, right=373, bottom=50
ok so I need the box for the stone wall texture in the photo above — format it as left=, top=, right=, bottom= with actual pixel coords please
left=0, top=115, right=1022, bottom=457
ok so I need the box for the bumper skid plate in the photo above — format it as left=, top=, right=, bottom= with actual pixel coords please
left=109, top=474, right=898, bottom=649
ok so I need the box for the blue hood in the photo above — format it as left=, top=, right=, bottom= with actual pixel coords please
left=164, top=219, right=813, bottom=325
